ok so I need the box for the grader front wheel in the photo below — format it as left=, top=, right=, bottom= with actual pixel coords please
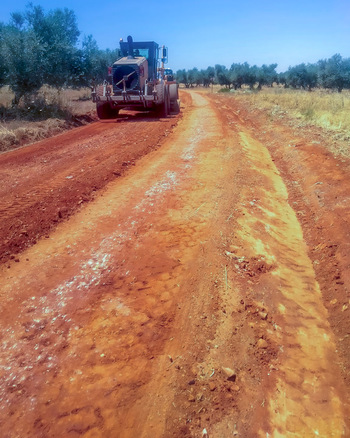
left=169, top=83, right=180, bottom=114
left=156, top=84, right=170, bottom=118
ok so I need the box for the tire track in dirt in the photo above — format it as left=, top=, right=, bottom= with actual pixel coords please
left=226, top=129, right=347, bottom=436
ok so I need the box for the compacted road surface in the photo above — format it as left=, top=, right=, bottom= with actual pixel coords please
left=0, top=91, right=349, bottom=437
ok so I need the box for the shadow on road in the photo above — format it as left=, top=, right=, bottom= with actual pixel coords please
left=98, top=109, right=179, bottom=124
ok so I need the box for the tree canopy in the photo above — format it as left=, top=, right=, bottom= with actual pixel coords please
left=176, top=56, right=350, bottom=92
left=0, top=4, right=119, bottom=103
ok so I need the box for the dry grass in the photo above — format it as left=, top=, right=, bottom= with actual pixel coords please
left=0, top=86, right=95, bottom=153
left=0, top=119, right=69, bottom=152
left=0, top=86, right=94, bottom=115
left=0, top=86, right=14, bottom=107
left=231, top=87, right=350, bottom=159
left=247, top=88, right=349, bottom=129
left=233, top=87, right=350, bottom=135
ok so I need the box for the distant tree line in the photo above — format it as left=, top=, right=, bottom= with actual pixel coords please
left=0, top=4, right=118, bottom=104
left=1, top=4, right=350, bottom=107
left=176, top=55, right=350, bottom=93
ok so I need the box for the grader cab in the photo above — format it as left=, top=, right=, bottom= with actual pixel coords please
left=92, top=36, right=179, bottom=119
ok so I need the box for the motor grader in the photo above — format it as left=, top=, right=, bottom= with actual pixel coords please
left=92, top=36, right=179, bottom=119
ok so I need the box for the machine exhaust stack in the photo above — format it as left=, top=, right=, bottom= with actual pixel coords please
left=127, top=36, right=134, bottom=59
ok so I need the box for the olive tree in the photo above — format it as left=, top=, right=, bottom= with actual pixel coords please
left=318, top=54, right=350, bottom=92
left=215, top=64, right=233, bottom=89
left=0, top=4, right=82, bottom=102
left=286, top=63, right=318, bottom=91
left=0, top=25, right=45, bottom=103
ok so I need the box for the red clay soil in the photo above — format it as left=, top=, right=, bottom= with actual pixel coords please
left=0, top=110, right=180, bottom=264
left=217, top=94, right=350, bottom=388
left=0, top=91, right=349, bottom=437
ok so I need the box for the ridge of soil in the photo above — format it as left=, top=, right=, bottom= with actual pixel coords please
left=214, top=93, right=350, bottom=391
left=0, top=112, right=98, bottom=153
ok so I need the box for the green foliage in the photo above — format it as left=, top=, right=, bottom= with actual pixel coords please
left=22, top=5, right=81, bottom=89
left=79, top=35, right=120, bottom=87
left=255, top=64, right=278, bottom=89
left=230, top=62, right=257, bottom=90
left=0, top=24, right=9, bottom=87
left=218, top=88, right=231, bottom=93
left=176, top=66, right=201, bottom=88
left=239, top=63, right=256, bottom=89
left=175, top=69, right=188, bottom=87
left=1, top=25, right=45, bottom=102
left=0, top=5, right=82, bottom=101
left=286, top=63, right=318, bottom=90
left=215, top=65, right=232, bottom=88
left=204, top=66, right=215, bottom=86
left=187, top=67, right=199, bottom=87
left=177, top=56, right=350, bottom=93
left=0, top=4, right=121, bottom=103
left=318, top=54, right=350, bottom=92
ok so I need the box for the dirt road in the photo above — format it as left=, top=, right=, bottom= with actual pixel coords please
left=0, top=91, right=349, bottom=437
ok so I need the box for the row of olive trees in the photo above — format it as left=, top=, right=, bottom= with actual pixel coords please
left=1, top=5, right=349, bottom=105
left=176, top=55, right=350, bottom=92
left=0, top=5, right=118, bottom=104
left=280, top=55, right=350, bottom=92
left=176, top=64, right=279, bottom=90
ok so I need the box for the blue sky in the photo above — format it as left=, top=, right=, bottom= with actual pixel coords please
left=1, top=0, right=349, bottom=72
